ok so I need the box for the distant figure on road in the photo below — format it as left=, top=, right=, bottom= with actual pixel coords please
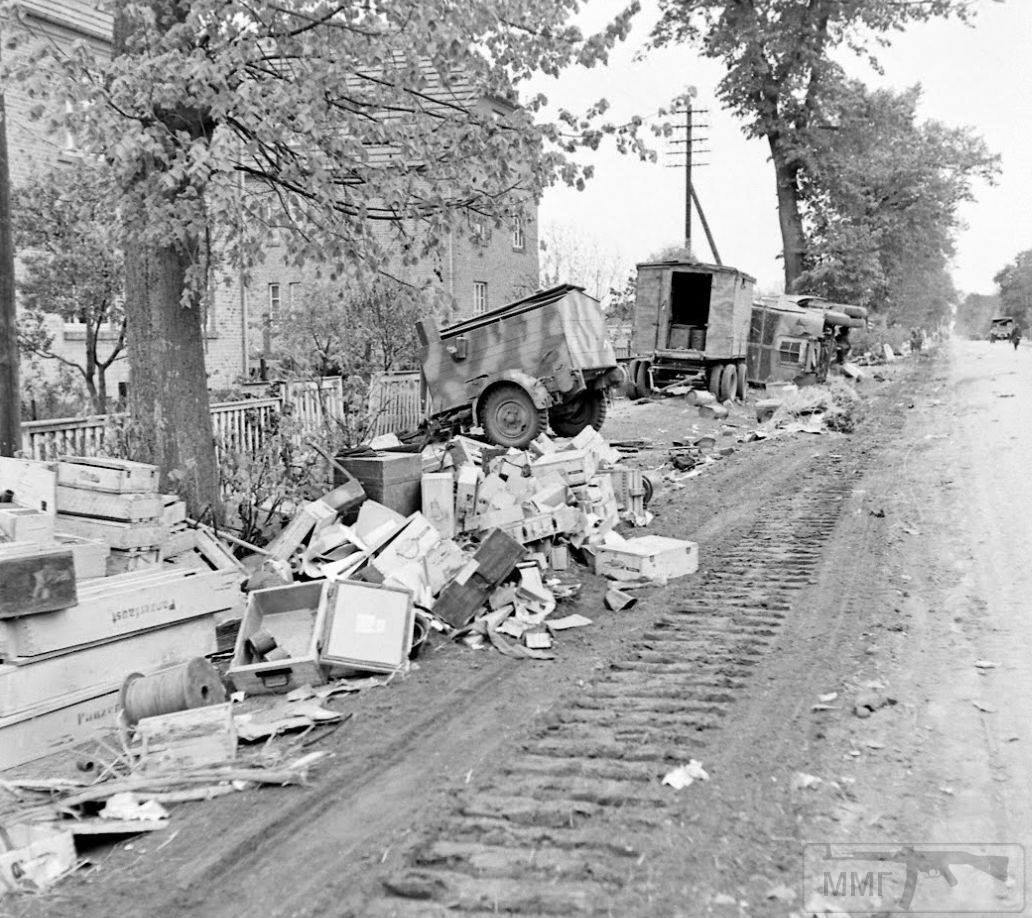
left=1011, top=326, right=1022, bottom=350
left=910, top=328, right=923, bottom=353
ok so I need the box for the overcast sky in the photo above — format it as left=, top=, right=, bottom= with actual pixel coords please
left=532, top=0, right=1030, bottom=298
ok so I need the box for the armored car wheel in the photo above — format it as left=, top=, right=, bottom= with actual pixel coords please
left=549, top=390, right=607, bottom=437
left=635, top=359, right=654, bottom=397
left=625, top=359, right=642, bottom=399
left=479, top=384, right=547, bottom=449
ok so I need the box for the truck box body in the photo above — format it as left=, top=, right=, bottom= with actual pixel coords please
left=632, top=262, right=754, bottom=364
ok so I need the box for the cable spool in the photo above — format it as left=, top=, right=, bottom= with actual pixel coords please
left=120, top=657, right=227, bottom=726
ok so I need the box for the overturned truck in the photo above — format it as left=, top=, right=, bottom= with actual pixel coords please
left=417, top=285, right=624, bottom=449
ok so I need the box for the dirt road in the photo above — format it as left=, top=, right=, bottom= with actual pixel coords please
left=11, top=339, right=1031, bottom=918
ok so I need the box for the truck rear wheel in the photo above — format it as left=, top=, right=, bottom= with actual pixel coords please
left=549, top=391, right=607, bottom=437
left=479, top=384, right=547, bottom=449
left=625, top=359, right=642, bottom=399
left=635, top=359, right=654, bottom=397
left=736, top=360, right=748, bottom=400
left=708, top=363, right=722, bottom=398
left=719, top=363, right=738, bottom=402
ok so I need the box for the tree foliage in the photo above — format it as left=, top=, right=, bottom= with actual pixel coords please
left=539, top=222, right=627, bottom=308
left=796, top=81, right=996, bottom=324
left=993, top=250, right=1032, bottom=330
left=650, top=0, right=980, bottom=287
left=12, top=162, right=126, bottom=412
left=1, top=0, right=644, bottom=512
left=954, top=291, right=1001, bottom=340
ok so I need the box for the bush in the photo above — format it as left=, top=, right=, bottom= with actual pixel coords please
left=774, top=377, right=864, bottom=433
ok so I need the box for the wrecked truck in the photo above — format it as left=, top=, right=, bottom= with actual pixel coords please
left=747, top=295, right=867, bottom=386
left=625, top=261, right=754, bottom=402
left=416, top=284, right=625, bottom=449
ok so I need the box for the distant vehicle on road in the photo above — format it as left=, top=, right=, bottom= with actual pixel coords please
left=417, top=284, right=624, bottom=449
left=624, top=261, right=754, bottom=402
left=989, top=316, right=1015, bottom=342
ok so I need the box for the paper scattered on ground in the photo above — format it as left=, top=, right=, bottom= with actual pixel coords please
left=662, top=760, right=710, bottom=789
left=792, top=772, right=822, bottom=791
left=101, top=793, right=170, bottom=822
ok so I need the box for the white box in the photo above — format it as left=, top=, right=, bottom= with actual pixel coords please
left=595, top=535, right=699, bottom=583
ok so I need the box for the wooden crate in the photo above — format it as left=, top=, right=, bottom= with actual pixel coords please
left=0, top=457, right=57, bottom=514
left=55, top=514, right=167, bottom=550
left=57, top=456, right=159, bottom=494
left=594, top=536, right=699, bottom=583
left=0, top=536, right=108, bottom=582
left=337, top=452, right=423, bottom=516
left=0, top=684, right=122, bottom=771
left=320, top=581, right=414, bottom=674
left=0, top=568, right=242, bottom=658
left=0, top=548, right=77, bottom=619
left=227, top=581, right=328, bottom=694
left=0, top=506, right=54, bottom=543
left=55, top=486, right=163, bottom=522
left=0, top=613, right=216, bottom=716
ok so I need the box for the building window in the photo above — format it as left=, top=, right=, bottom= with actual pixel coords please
left=288, top=282, right=300, bottom=310
left=473, top=281, right=488, bottom=314
left=512, top=216, right=525, bottom=252
left=469, top=214, right=487, bottom=245
left=268, top=283, right=281, bottom=318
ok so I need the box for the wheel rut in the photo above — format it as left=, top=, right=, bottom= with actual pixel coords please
left=353, top=452, right=863, bottom=917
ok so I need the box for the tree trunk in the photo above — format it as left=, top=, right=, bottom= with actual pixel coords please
left=124, top=239, right=220, bottom=517
left=768, top=134, right=808, bottom=291
left=96, top=371, right=107, bottom=414
left=0, top=91, right=19, bottom=457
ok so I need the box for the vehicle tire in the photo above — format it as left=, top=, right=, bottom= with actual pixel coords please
left=626, top=359, right=642, bottom=400
left=736, top=360, right=748, bottom=400
left=635, top=360, right=654, bottom=397
left=549, top=390, right=608, bottom=437
left=478, top=384, right=547, bottom=449
left=707, top=363, right=722, bottom=398
left=641, top=474, right=654, bottom=507
left=719, top=362, right=738, bottom=402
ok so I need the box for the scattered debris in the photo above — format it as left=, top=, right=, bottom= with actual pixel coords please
left=792, top=772, right=823, bottom=791
left=853, top=688, right=898, bottom=718
left=662, top=760, right=710, bottom=789
left=974, top=660, right=1000, bottom=670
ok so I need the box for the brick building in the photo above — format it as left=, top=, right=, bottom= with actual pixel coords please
left=9, top=1, right=541, bottom=395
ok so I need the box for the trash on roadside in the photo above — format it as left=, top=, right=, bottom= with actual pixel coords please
left=853, top=688, right=898, bottom=718
left=791, top=772, right=822, bottom=791
left=662, top=759, right=710, bottom=789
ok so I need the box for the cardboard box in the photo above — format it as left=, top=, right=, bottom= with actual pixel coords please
left=227, top=581, right=328, bottom=694
left=421, top=471, right=455, bottom=538
left=320, top=581, right=413, bottom=674
left=594, top=535, right=699, bottom=583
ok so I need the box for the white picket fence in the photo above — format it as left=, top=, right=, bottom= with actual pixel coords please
left=20, top=378, right=348, bottom=461
left=19, top=375, right=429, bottom=460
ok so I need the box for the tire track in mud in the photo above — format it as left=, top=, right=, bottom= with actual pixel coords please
left=353, top=453, right=862, bottom=917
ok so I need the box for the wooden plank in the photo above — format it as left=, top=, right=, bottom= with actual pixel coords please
left=56, top=486, right=163, bottom=522
left=55, top=514, right=167, bottom=550
left=0, top=456, right=57, bottom=514
left=0, top=506, right=54, bottom=543
left=0, top=568, right=242, bottom=658
left=0, top=548, right=77, bottom=620
left=0, top=614, right=216, bottom=716
left=0, top=685, right=122, bottom=771
left=57, top=457, right=159, bottom=494
left=138, top=702, right=236, bottom=772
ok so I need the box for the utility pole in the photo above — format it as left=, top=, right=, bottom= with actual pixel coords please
left=0, top=87, right=18, bottom=457
left=666, top=104, right=722, bottom=265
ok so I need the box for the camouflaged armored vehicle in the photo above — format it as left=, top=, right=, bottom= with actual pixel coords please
left=417, top=284, right=624, bottom=449
left=625, top=261, right=754, bottom=402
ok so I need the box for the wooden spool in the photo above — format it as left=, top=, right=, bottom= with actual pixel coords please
left=120, top=657, right=227, bottom=726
